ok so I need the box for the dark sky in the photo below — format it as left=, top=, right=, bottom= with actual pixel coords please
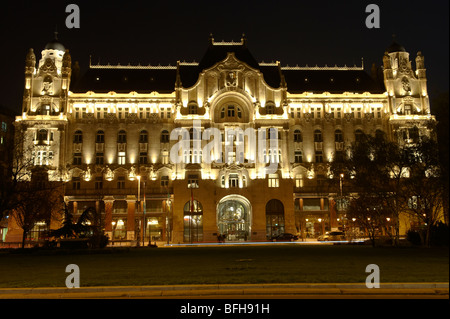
left=1, top=0, right=448, bottom=115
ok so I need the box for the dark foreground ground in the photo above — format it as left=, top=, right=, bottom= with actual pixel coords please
left=0, top=244, right=448, bottom=288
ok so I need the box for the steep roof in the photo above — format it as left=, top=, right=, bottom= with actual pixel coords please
left=282, top=68, right=384, bottom=94
left=71, top=66, right=177, bottom=94
left=71, top=38, right=384, bottom=95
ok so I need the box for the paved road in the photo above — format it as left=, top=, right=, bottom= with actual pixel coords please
left=0, top=283, right=448, bottom=299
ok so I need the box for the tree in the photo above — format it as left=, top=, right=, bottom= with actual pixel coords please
left=0, top=129, right=35, bottom=220
left=401, top=135, right=446, bottom=246
left=330, top=133, right=411, bottom=246
left=12, top=169, right=63, bottom=248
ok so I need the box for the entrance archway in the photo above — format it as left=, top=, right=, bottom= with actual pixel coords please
left=265, top=199, right=285, bottom=240
left=217, top=195, right=251, bottom=242
left=183, top=200, right=203, bottom=243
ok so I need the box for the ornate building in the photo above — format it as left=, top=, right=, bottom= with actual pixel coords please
left=7, top=34, right=435, bottom=244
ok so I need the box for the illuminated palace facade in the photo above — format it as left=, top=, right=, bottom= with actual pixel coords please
left=7, top=35, right=434, bottom=244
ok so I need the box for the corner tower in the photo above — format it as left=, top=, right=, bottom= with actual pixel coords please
left=382, top=36, right=434, bottom=145
left=16, top=33, right=71, bottom=180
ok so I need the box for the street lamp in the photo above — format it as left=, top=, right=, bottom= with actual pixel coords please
left=137, top=175, right=142, bottom=247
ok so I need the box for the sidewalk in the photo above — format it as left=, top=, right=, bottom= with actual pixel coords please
left=0, top=282, right=448, bottom=299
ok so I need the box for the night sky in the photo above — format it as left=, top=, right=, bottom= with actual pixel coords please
left=1, top=0, right=448, bottom=115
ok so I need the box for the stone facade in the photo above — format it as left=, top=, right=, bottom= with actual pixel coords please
left=6, top=35, right=435, bottom=244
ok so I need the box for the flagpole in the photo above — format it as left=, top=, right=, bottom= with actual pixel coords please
left=190, top=185, right=193, bottom=244
left=143, top=181, right=146, bottom=246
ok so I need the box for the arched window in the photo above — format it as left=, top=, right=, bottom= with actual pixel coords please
left=183, top=200, right=203, bottom=242
left=161, top=130, right=170, bottom=143
left=334, top=129, right=343, bottom=142
left=73, top=130, right=83, bottom=143
left=37, top=129, right=48, bottom=142
left=355, top=129, right=364, bottom=142
left=118, top=130, right=127, bottom=143
left=139, top=130, right=148, bottom=143
left=375, top=129, right=385, bottom=140
left=265, top=199, right=285, bottom=240
left=266, top=103, right=275, bottom=115
left=96, top=130, right=105, bottom=143
left=314, top=129, right=323, bottom=142
left=219, top=105, right=243, bottom=121
left=188, top=103, right=198, bottom=115
left=294, top=130, right=302, bottom=142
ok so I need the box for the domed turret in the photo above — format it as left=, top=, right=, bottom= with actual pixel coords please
left=44, top=31, right=65, bottom=52
left=386, top=35, right=406, bottom=53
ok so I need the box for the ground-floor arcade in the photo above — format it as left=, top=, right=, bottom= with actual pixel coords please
left=2, top=178, right=417, bottom=246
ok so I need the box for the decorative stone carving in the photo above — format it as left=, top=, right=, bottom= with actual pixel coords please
left=401, top=77, right=411, bottom=93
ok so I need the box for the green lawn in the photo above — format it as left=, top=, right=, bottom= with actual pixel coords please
left=0, top=245, right=448, bottom=288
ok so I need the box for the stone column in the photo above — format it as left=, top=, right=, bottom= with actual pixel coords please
left=126, top=195, right=136, bottom=241
left=103, top=196, right=114, bottom=240
left=329, top=198, right=338, bottom=230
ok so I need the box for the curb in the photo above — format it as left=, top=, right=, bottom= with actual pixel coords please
left=0, top=282, right=448, bottom=296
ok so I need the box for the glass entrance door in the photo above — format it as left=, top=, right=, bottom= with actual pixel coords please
left=217, top=197, right=251, bottom=242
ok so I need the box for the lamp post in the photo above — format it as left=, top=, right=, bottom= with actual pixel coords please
left=137, top=175, right=141, bottom=247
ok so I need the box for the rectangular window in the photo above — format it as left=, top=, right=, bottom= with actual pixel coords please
left=330, top=108, right=335, bottom=119
left=294, top=150, right=303, bottom=163
left=187, top=174, right=199, bottom=188
left=303, top=198, right=321, bottom=211
left=227, top=105, right=235, bottom=117
left=229, top=174, right=239, bottom=188
left=139, top=152, right=148, bottom=164
left=95, top=177, right=103, bottom=190
left=73, top=153, right=82, bottom=165
left=72, top=177, right=80, bottom=190
left=315, top=151, right=323, bottom=163
left=268, top=174, right=279, bottom=188
left=118, top=152, right=126, bottom=165
left=161, top=176, right=169, bottom=187
left=118, top=108, right=123, bottom=119
left=295, top=176, right=303, bottom=188
left=95, top=153, right=104, bottom=165
left=117, top=176, right=125, bottom=189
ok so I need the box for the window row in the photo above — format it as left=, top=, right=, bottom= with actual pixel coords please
left=72, top=175, right=171, bottom=190
left=74, top=107, right=172, bottom=120
left=290, top=107, right=383, bottom=119
left=292, top=129, right=384, bottom=143
left=73, top=130, right=171, bottom=144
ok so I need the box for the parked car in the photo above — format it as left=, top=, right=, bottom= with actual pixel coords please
left=317, top=231, right=346, bottom=241
left=273, top=233, right=299, bottom=242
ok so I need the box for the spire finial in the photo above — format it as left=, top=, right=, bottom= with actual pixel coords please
left=54, top=25, right=59, bottom=40
left=209, top=33, right=214, bottom=45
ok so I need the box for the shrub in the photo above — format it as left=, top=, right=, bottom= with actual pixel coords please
left=406, top=230, right=422, bottom=245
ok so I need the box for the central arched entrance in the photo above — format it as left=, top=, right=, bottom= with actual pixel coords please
left=217, top=195, right=251, bottom=242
